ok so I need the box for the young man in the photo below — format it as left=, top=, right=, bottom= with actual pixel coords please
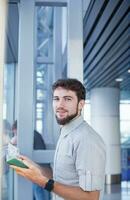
left=11, top=79, right=106, bottom=200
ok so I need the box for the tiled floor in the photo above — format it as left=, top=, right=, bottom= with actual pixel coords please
left=103, top=182, right=130, bottom=200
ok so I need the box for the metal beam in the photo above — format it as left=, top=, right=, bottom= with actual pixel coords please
left=35, top=0, right=67, bottom=7
left=8, top=0, right=20, bottom=3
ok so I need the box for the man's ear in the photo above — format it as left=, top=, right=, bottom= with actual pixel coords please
left=78, top=100, right=85, bottom=110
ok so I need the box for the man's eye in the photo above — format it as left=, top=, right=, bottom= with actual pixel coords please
left=53, top=98, right=59, bottom=101
left=65, top=98, right=72, bottom=101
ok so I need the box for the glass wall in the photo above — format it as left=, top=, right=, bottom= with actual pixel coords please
left=120, top=101, right=130, bottom=182
left=120, top=101, right=130, bottom=144
left=84, top=100, right=91, bottom=125
left=84, top=100, right=130, bottom=143
left=34, top=5, right=67, bottom=150
left=35, top=6, right=54, bottom=150
left=2, top=63, right=15, bottom=200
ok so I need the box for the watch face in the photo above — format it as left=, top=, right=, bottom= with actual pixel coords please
left=44, top=179, right=54, bottom=192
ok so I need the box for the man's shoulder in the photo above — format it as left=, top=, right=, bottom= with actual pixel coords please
left=71, top=120, right=106, bottom=150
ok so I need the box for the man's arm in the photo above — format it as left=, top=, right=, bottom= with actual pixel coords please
left=11, top=156, right=100, bottom=200
left=52, top=182, right=100, bottom=200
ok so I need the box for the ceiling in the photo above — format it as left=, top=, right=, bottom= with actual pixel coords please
left=7, top=0, right=130, bottom=100
left=83, top=0, right=130, bottom=99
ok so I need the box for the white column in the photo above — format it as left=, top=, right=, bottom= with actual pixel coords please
left=67, top=0, right=83, bottom=82
left=90, top=87, right=121, bottom=184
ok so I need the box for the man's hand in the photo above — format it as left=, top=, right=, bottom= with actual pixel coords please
left=10, top=155, right=48, bottom=187
left=10, top=155, right=100, bottom=200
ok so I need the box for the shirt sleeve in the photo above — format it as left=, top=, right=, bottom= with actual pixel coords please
left=75, top=138, right=106, bottom=191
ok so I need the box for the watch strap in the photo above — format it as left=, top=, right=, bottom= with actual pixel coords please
left=44, top=179, right=54, bottom=192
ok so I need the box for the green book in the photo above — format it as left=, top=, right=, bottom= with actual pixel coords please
left=7, top=158, right=29, bottom=169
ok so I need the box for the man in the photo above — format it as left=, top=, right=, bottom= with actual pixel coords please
left=11, top=78, right=106, bottom=200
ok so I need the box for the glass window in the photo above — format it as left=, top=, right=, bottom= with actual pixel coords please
left=37, top=6, right=54, bottom=60
left=120, top=103, right=130, bottom=120
left=34, top=4, right=67, bottom=153
left=120, top=101, right=130, bottom=143
left=2, top=63, right=15, bottom=200
left=84, top=100, right=91, bottom=125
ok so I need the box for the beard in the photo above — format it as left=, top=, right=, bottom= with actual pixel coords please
left=55, top=107, right=79, bottom=125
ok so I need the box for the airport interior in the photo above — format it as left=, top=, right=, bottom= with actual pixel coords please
left=0, top=0, right=130, bottom=200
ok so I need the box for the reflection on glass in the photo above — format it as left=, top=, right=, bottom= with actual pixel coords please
left=84, top=100, right=91, bottom=125
left=120, top=102, right=130, bottom=144
left=37, top=6, right=54, bottom=59
left=120, top=103, right=130, bottom=120
left=2, top=120, right=11, bottom=200
left=35, top=63, right=50, bottom=148
left=35, top=4, right=67, bottom=153
left=37, top=90, right=46, bottom=101
left=36, top=70, right=45, bottom=77
left=37, top=77, right=44, bottom=84
left=2, top=64, right=15, bottom=200
left=35, top=6, right=54, bottom=152
left=36, top=120, right=43, bottom=133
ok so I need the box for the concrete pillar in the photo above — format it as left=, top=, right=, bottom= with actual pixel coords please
left=90, top=87, right=121, bottom=184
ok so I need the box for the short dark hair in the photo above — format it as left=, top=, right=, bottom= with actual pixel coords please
left=52, top=78, right=86, bottom=101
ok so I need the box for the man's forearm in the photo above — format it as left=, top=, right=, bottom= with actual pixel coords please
left=39, top=175, right=99, bottom=200
left=53, top=182, right=99, bottom=200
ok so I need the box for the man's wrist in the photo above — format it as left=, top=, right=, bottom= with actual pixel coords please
left=38, top=176, right=49, bottom=188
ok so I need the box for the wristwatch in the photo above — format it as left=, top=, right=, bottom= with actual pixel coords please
left=44, top=179, right=54, bottom=192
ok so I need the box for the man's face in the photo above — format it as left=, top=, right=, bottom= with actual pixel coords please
left=53, top=87, right=84, bottom=125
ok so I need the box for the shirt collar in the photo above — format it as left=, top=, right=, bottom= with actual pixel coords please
left=61, top=115, right=84, bottom=137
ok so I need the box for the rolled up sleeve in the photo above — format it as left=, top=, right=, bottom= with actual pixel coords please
left=78, top=169, right=105, bottom=191
left=75, top=139, right=106, bottom=192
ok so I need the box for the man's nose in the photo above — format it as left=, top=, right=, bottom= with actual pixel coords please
left=57, top=99, right=65, bottom=107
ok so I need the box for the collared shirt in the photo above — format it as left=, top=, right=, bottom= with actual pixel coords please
left=53, top=115, right=106, bottom=200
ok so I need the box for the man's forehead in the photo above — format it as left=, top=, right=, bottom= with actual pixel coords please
left=53, top=87, right=76, bottom=97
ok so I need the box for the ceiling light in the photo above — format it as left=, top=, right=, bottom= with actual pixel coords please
left=128, top=69, right=130, bottom=73
left=115, top=78, right=123, bottom=82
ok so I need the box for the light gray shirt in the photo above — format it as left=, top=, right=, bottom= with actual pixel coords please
left=53, top=115, right=106, bottom=200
